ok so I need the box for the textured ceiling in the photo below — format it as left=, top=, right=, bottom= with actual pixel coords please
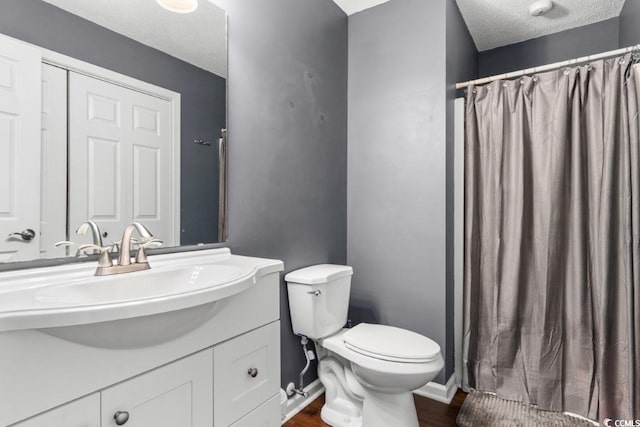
left=455, top=0, right=625, bottom=51
left=42, top=0, right=227, bottom=77
left=332, top=0, right=625, bottom=52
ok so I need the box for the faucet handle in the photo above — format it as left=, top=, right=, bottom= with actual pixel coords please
left=111, top=237, right=143, bottom=252
left=139, top=238, right=163, bottom=249
left=78, top=244, right=113, bottom=268
left=54, top=240, right=82, bottom=257
left=134, top=239, right=163, bottom=264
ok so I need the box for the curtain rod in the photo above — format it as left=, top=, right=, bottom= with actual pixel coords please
left=456, top=44, right=640, bottom=90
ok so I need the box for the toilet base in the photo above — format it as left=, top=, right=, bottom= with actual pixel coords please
left=360, top=390, right=419, bottom=427
left=321, top=404, right=362, bottom=427
left=318, top=355, right=421, bottom=427
left=321, top=388, right=419, bottom=427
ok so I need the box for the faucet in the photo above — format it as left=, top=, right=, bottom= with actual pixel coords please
left=75, top=221, right=104, bottom=250
left=95, top=222, right=161, bottom=276
left=117, top=222, right=153, bottom=267
left=54, top=221, right=104, bottom=257
left=55, top=222, right=162, bottom=276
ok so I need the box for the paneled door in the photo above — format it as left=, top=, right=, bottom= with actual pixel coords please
left=69, top=72, right=177, bottom=248
left=0, top=34, right=41, bottom=262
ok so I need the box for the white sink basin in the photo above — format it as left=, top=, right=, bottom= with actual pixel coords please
left=34, top=265, right=245, bottom=305
left=0, top=248, right=283, bottom=334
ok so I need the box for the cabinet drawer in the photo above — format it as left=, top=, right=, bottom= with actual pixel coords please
left=214, top=321, right=280, bottom=426
left=13, top=394, right=99, bottom=427
left=230, top=394, right=280, bottom=427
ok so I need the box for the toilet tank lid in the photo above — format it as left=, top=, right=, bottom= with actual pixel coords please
left=284, top=264, right=353, bottom=285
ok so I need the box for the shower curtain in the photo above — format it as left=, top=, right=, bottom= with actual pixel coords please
left=463, top=54, right=639, bottom=421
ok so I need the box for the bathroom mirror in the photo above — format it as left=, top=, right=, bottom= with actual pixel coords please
left=0, top=0, right=227, bottom=264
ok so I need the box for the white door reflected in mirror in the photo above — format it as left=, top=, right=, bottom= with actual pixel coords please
left=68, top=72, right=178, bottom=249
left=0, top=35, right=41, bottom=262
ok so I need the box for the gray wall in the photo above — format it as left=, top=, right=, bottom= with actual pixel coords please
left=218, top=0, right=348, bottom=388
left=445, top=0, right=478, bottom=380
left=347, top=0, right=449, bottom=384
left=0, top=0, right=226, bottom=245
left=478, top=18, right=620, bottom=77
left=620, top=0, right=640, bottom=47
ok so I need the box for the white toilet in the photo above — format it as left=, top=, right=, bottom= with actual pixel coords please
left=285, top=264, right=444, bottom=427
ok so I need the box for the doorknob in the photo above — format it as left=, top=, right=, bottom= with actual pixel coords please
left=8, top=229, right=36, bottom=241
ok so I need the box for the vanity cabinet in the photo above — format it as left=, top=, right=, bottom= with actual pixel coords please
left=1, top=250, right=283, bottom=427
left=11, top=323, right=280, bottom=427
left=12, top=324, right=279, bottom=427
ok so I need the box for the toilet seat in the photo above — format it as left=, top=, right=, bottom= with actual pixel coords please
left=321, top=328, right=443, bottom=379
left=343, top=323, right=441, bottom=363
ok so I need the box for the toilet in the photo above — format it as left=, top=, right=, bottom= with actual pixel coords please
left=285, top=264, right=444, bottom=427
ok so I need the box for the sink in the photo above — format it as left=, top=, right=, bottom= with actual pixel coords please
left=0, top=248, right=284, bottom=335
left=34, top=265, right=245, bottom=305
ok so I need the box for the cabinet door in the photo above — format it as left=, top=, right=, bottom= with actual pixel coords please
left=230, top=395, right=280, bottom=427
left=214, top=321, right=280, bottom=426
left=13, top=394, right=99, bottom=427
left=101, top=349, right=213, bottom=427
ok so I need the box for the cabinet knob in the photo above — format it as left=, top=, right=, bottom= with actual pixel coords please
left=248, top=367, right=258, bottom=378
left=114, top=411, right=130, bottom=425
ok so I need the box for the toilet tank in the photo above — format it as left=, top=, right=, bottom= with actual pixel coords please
left=285, top=264, right=353, bottom=339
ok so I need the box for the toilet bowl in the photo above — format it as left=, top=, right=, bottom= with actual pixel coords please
left=285, top=265, right=444, bottom=427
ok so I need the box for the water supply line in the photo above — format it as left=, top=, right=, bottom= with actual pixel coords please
left=289, top=335, right=314, bottom=397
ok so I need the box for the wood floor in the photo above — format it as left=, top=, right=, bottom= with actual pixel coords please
left=284, top=390, right=467, bottom=427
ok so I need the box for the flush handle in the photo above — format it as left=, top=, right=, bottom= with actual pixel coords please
left=8, top=229, right=36, bottom=241
left=114, top=411, right=129, bottom=425
left=307, top=290, right=321, bottom=296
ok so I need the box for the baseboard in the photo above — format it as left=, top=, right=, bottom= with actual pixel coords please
left=281, top=379, right=325, bottom=424
left=413, top=374, right=458, bottom=404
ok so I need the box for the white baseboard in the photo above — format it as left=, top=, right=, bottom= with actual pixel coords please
left=413, top=374, right=458, bottom=404
left=281, top=379, right=325, bottom=424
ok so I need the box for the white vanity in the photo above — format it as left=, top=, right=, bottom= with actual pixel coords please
left=0, top=248, right=283, bottom=427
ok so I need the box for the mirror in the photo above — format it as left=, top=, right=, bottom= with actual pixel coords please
left=0, top=0, right=227, bottom=264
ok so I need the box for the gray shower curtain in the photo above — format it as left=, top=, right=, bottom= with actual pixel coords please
left=464, top=54, right=639, bottom=421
